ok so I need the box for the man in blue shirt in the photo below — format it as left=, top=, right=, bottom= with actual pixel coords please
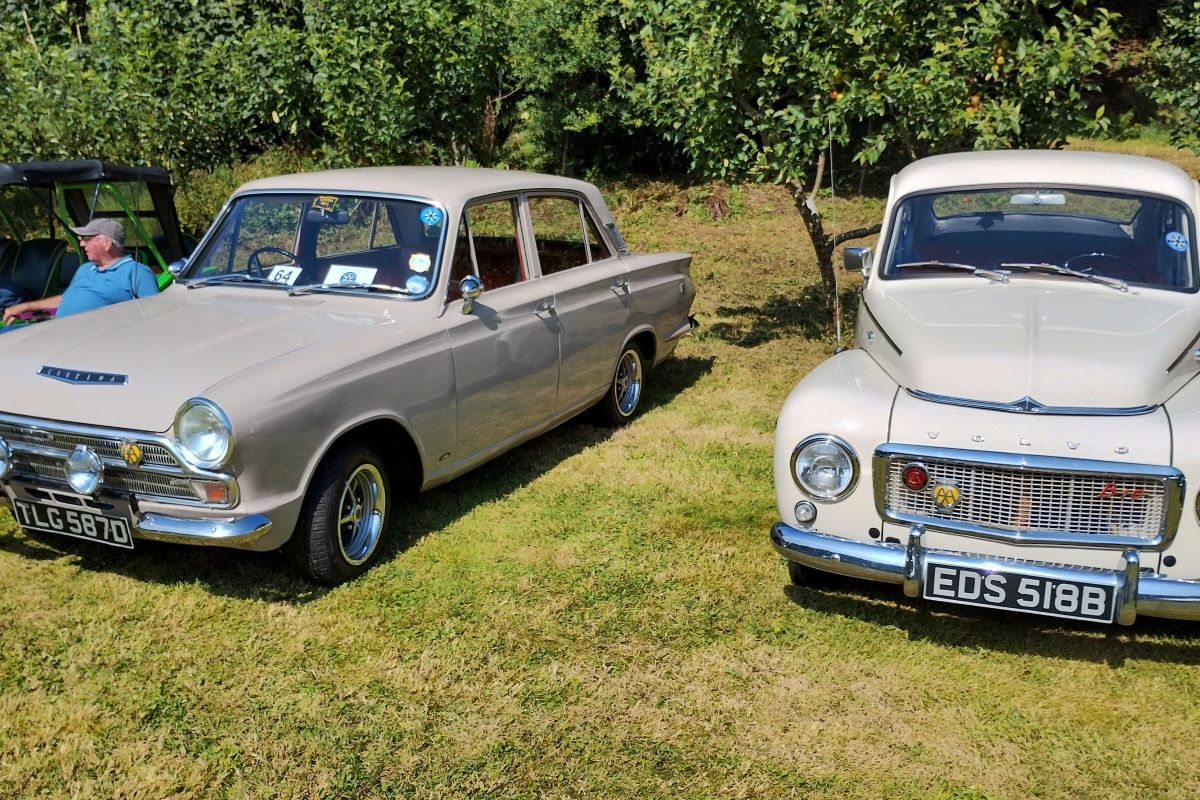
left=1, top=218, right=158, bottom=324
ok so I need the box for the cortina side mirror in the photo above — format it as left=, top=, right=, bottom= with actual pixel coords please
left=459, top=275, right=484, bottom=314
left=167, top=258, right=189, bottom=276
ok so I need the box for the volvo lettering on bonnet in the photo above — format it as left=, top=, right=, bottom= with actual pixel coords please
left=38, top=366, right=128, bottom=385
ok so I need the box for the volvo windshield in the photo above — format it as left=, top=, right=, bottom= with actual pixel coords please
left=882, top=188, right=1197, bottom=291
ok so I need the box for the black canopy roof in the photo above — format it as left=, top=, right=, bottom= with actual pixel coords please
left=0, top=159, right=171, bottom=187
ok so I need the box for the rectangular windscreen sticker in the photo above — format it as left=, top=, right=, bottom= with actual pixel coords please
left=267, top=265, right=303, bottom=285
left=313, top=195, right=339, bottom=213
left=323, top=265, right=378, bottom=286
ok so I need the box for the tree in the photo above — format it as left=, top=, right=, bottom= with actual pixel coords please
left=1148, top=1, right=1200, bottom=150
left=614, top=0, right=1117, bottom=328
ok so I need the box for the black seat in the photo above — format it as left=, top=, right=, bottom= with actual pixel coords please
left=57, top=250, right=82, bottom=292
left=0, top=237, right=14, bottom=274
left=8, top=238, right=66, bottom=299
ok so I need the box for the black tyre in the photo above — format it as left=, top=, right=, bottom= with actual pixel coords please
left=787, top=560, right=845, bottom=589
left=593, top=343, right=645, bottom=426
left=287, top=441, right=390, bottom=585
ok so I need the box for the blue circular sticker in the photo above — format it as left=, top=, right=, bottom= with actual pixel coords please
left=420, top=207, right=443, bottom=226
left=339, top=271, right=359, bottom=284
left=406, top=274, right=429, bottom=294
left=1166, top=231, right=1189, bottom=253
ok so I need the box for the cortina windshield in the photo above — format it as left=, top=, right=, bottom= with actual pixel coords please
left=182, top=193, right=447, bottom=297
left=882, top=188, right=1197, bottom=291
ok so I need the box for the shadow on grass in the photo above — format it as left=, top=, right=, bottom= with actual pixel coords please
left=781, top=579, right=1200, bottom=666
left=0, top=354, right=715, bottom=604
left=708, top=286, right=859, bottom=346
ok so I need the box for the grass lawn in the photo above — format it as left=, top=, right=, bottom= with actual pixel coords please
left=2, top=161, right=1200, bottom=799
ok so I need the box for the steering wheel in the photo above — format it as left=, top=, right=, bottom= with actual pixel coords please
left=246, top=246, right=299, bottom=278
left=1062, top=251, right=1147, bottom=283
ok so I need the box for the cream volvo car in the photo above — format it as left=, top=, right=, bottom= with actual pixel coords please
left=772, top=150, right=1200, bottom=624
left=0, top=167, right=696, bottom=584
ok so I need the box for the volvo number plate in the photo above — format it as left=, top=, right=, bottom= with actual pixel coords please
left=923, top=561, right=1115, bottom=623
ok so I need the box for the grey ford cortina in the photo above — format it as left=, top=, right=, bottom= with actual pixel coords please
left=0, top=167, right=697, bottom=583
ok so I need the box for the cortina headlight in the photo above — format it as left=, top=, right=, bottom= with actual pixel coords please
left=174, top=398, right=233, bottom=468
left=790, top=435, right=858, bottom=501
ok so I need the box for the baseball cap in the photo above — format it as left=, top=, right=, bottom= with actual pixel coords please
left=70, top=218, right=125, bottom=246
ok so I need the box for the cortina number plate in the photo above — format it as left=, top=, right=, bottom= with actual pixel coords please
left=11, top=499, right=134, bottom=549
left=923, top=561, right=1115, bottom=623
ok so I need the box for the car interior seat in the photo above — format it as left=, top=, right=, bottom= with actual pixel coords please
left=8, top=238, right=66, bottom=299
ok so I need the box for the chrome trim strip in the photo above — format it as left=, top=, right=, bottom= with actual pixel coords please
left=770, top=522, right=1200, bottom=623
left=665, top=316, right=699, bottom=342
left=873, top=444, right=1185, bottom=550
left=1166, top=334, right=1200, bottom=373
left=135, top=512, right=272, bottom=545
left=907, top=389, right=1157, bottom=417
left=860, top=301, right=902, bottom=355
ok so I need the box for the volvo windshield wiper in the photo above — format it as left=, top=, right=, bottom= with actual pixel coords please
left=287, top=282, right=409, bottom=296
left=185, top=273, right=284, bottom=289
left=895, top=260, right=1010, bottom=283
left=1000, top=262, right=1129, bottom=292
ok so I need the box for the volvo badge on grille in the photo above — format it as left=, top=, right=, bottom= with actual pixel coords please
left=38, top=366, right=128, bottom=385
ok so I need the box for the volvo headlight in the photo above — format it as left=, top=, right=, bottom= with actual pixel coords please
left=0, top=437, right=12, bottom=479
left=65, top=445, right=103, bottom=495
left=790, top=435, right=858, bottom=501
left=174, top=398, right=233, bottom=468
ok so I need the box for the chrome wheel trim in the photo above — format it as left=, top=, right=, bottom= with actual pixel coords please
left=614, top=349, right=643, bottom=417
left=336, top=463, right=386, bottom=566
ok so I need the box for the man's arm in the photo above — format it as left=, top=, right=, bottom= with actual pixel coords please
left=2, top=294, right=62, bottom=324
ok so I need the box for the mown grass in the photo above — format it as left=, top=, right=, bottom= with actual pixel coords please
left=3, top=150, right=1200, bottom=799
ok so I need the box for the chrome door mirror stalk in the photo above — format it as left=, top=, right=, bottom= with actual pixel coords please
left=459, top=275, right=484, bottom=314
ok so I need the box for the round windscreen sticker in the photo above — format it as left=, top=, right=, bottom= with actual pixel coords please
left=409, top=253, right=432, bottom=273
left=1166, top=231, right=1189, bottom=252
left=406, top=274, right=430, bottom=294
left=420, top=207, right=443, bottom=226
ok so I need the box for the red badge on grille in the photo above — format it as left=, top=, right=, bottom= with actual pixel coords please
left=902, top=464, right=928, bottom=490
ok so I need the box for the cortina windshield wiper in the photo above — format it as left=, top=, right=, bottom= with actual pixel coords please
left=287, top=282, right=409, bottom=296
left=895, top=260, right=1011, bottom=283
left=999, top=262, right=1129, bottom=292
left=185, top=273, right=285, bottom=289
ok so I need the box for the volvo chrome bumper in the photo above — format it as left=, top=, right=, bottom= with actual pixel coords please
left=770, top=522, right=1200, bottom=624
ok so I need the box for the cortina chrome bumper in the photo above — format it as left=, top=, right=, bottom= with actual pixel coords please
left=771, top=521, right=1200, bottom=624
left=1, top=484, right=272, bottom=546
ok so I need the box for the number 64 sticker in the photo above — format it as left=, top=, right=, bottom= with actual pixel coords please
left=267, top=265, right=302, bottom=285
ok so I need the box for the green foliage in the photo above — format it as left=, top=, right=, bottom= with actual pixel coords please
left=0, top=1, right=311, bottom=171
left=304, top=0, right=509, bottom=165
left=503, top=0, right=626, bottom=173
left=614, top=0, right=1118, bottom=184
left=0, top=0, right=1166, bottom=184
left=1148, top=1, right=1200, bottom=151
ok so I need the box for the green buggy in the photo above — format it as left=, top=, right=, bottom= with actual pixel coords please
left=0, top=160, right=193, bottom=327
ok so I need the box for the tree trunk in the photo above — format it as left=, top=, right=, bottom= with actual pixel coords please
left=786, top=179, right=882, bottom=336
